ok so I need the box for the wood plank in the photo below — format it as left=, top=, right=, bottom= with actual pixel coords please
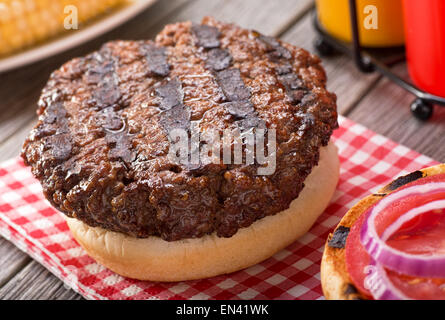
left=0, top=261, right=81, bottom=300
left=0, top=120, right=35, bottom=162
left=0, top=240, right=31, bottom=288
left=0, top=0, right=319, bottom=300
left=348, top=64, right=445, bottom=163
left=157, top=0, right=314, bottom=34
left=280, top=13, right=381, bottom=114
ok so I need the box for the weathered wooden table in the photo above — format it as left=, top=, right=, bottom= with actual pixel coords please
left=0, top=0, right=443, bottom=299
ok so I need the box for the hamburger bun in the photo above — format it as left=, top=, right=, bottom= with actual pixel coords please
left=321, top=163, right=445, bottom=300
left=67, top=141, right=339, bottom=281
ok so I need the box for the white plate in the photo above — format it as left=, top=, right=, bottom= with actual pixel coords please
left=0, top=0, right=157, bottom=73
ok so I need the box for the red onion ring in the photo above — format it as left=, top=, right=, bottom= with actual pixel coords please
left=381, top=200, right=445, bottom=242
left=363, top=259, right=411, bottom=300
left=360, top=182, right=445, bottom=278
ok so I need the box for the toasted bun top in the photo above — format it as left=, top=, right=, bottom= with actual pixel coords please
left=321, top=163, right=445, bottom=300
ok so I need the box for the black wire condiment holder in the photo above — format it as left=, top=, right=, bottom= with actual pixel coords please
left=312, top=0, right=445, bottom=120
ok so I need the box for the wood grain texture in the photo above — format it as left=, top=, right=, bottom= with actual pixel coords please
left=0, top=261, right=81, bottom=300
left=0, top=120, right=35, bottom=163
left=160, top=0, right=314, bottom=34
left=348, top=64, right=445, bottom=163
left=0, top=240, right=31, bottom=288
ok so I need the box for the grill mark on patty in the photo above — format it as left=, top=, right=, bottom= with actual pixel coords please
left=191, top=24, right=221, bottom=49
left=140, top=43, right=170, bottom=77
left=206, top=48, right=232, bottom=71
left=96, top=107, right=125, bottom=132
left=36, top=101, right=70, bottom=137
left=257, top=34, right=292, bottom=60
left=153, top=24, right=231, bottom=174
left=105, top=129, right=135, bottom=164
left=155, top=78, right=183, bottom=111
left=223, top=101, right=254, bottom=119
left=86, top=50, right=121, bottom=110
left=100, top=107, right=135, bottom=165
left=156, top=79, right=190, bottom=132
left=188, top=23, right=264, bottom=175
left=215, top=68, right=251, bottom=102
left=47, top=133, right=73, bottom=161
left=214, top=68, right=263, bottom=131
left=85, top=49, right=137, bottom=165
left=36, top=100, right=74, bottom=162
left=278, top=73, right=309, bottom=106
left=194, top=24, right=262, bottom=131
left=255, top=32, right=309, bottom=106
left=160, top=103, right=191, bottom=132
left=221, top=100, right=261, bottom=131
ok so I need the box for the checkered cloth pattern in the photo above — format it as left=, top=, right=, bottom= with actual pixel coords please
left=0, top=116, right=439, bottom=300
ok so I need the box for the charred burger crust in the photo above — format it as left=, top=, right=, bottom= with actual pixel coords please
left=21, top=17, right=338, bottom=241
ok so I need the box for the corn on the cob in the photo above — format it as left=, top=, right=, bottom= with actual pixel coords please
left=0, top=0, right=127, bottom=56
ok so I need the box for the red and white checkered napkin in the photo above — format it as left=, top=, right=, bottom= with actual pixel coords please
left=0, top=116, right=439, bottom=300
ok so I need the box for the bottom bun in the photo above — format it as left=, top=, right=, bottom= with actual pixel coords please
left=321, top=163, right=445, bottom=300
left=67, top=141, right=339, bottom=282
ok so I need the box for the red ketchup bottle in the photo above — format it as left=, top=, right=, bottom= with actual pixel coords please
left=403, top=0, right=445, bottom=98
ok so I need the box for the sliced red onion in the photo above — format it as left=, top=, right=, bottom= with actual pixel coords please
left=363, top=259, right=411, bottom=300
left=381, top=200, right=445, bottom=241
left=360, top=182, right=445, bottom=278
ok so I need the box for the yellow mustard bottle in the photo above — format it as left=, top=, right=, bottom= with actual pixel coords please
left=316, top=0, right=405, bottom=47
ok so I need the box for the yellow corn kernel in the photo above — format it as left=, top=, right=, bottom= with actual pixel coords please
left=0, top=0, right=128, bottom=57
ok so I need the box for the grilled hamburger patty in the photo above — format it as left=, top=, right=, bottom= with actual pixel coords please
left=22, top=17, right=338, bottom=241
